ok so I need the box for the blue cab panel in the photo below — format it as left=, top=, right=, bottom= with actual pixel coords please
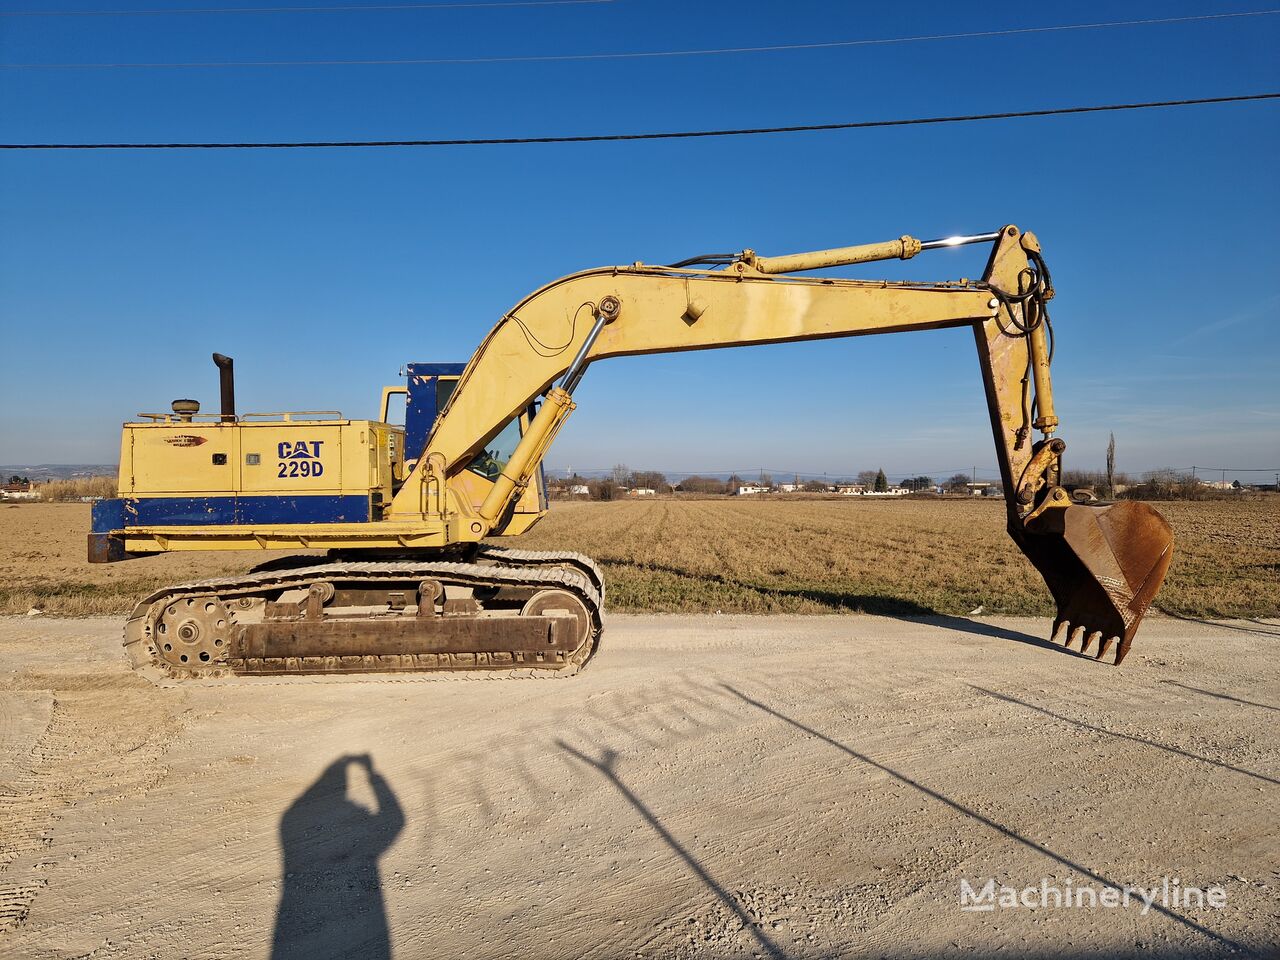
left=404, top=362, right=466, bottom=463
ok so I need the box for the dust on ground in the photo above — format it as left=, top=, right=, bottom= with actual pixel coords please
left=1, top=613, right=1276, bottom=958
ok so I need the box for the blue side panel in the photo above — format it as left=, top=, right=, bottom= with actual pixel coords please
left=91, top=498, right=129, bottom=533
left=236, top=495, right=369, bottom=524
left=403, top=362, right=465, bottom=462
left=90, top=495, right=369, bottom=529
left=134, top=497, right=239, bottom=525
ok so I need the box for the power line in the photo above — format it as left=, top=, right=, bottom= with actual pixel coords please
left=3, top=9, right=1277, bottom=66
left=0, top=0, right=612, bottom=16
left=5, top=92, right=1276, bottom=150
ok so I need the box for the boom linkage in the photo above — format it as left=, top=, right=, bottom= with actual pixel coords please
left=406, top=224, right=1172, bottom=665
left=399, top=225, right=1053, bottom=536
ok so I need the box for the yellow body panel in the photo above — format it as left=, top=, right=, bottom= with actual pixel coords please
left=120, top=418, right=401, bottom=502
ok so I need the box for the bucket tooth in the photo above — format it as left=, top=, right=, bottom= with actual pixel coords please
left=1083, top=630, right=1102, bottom=656
left=1113, top=635, right=1136, bottom=667
left=1051, top=619, right=1069, bottom=644
left=1069, top=624, right=1086, bottom=649
left=1096, top=636, right=1117, bottom=661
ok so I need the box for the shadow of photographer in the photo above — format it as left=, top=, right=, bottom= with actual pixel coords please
left=272, top=754, right=405, bottom=960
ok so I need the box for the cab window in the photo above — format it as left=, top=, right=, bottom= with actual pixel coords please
left=466, top=417, right=521, bottom=480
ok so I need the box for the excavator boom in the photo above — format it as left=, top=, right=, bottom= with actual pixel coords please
left=93, top=225, right=1173, bottom=680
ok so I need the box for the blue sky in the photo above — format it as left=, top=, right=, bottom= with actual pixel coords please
left=1, top=0, right=1277, bottom=483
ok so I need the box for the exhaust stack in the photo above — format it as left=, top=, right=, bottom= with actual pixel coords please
left=212, top=353, right=235, bottom=423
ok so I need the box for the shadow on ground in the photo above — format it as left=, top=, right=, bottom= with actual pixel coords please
left=559, top=740, right=787, bottom=959
left=272, top=754, right=405, bottom=960
left=604, top=558, right=1085, bottom=660
left=1156, top=607, right=1280, bottom=637
left=719, top=683, right=1251, bottom=957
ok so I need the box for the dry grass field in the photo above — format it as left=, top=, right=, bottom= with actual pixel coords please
left=2, top=497, right=1275, bottom=618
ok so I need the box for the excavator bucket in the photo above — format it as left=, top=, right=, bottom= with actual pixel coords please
left=1016, top=501, right=1174, bottom=665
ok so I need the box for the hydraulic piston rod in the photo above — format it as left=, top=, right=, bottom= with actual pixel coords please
left=751, top=230, right=1000, bottom=274
left=477, top=295, right=620, bottom=526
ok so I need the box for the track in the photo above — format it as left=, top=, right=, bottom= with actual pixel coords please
left=122, top=554, right=604, bottom=683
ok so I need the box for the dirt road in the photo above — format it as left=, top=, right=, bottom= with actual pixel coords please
left=2, top=614, right=1276, bottom=958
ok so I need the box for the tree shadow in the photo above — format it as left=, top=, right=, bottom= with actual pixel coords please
left=902, top=614, right=1088, bottom=660
left=1160, top=680, right=1280, bottom=713
left=604, top=557, right=941, bottom=616
left=1156, top=607, right=1280, bottom=637
left=557, top=740, right=787, bottom=960
left=719, top=683, right=1249, bottom=955
left=607, top=558, right=1084, bottom=660
left=272, top=754, right=405, bottom=960
left=969, top=685, right=1280, bottom=787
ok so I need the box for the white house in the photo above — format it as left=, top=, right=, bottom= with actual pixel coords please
left=628, top=487, right=656, bottom=497
left=736, top=485, right=769, bottom=495
left=568, top=484, right=590, bottom=496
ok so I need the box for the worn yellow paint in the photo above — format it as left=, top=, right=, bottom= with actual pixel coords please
left=120, top=417, right=401, bottom=502
left=113, top=226, right=1065, bottom=557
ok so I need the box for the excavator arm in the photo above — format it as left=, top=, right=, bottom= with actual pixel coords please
left=395, top=225, right=1173, bottom=664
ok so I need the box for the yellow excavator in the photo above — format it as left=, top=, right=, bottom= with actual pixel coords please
left=90, top=225, right=1174, bottom=681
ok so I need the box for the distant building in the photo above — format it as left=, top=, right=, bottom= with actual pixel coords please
left=628, top=487, right=656, bottom=497
left=736, top=485, right=769, bottom=496
left=568, top=484, right=590, bottom=496
left=778, top=483, right=800, bottom=493
left=862, top=486, right=910, bottom=497
left=835, top=483, right=910, bottom=497
left=1, top=482, right=39, bottom=500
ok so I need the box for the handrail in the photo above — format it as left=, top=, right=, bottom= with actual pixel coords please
left=135, top=410, right=345, bottom=423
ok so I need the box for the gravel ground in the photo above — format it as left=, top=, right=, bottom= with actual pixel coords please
left=1, top=613, right=1276, bottom=959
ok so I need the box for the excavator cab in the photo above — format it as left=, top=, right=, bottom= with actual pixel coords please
left=381, top=363, right=549, bottom=532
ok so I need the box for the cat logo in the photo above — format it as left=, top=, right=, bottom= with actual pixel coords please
left=277, top=440, right=325, bottom=479
left=278, top=440, right=324, bottom=459
left=163, top=435, right=207, bottom=448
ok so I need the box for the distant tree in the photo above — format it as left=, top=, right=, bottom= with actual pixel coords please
left=1062, top=469, right=1105, bottom=491
left=873, top=469, right=888, bottom=492
left=946, top=473, right=971, bottom=492
left=1105, top=433, right=1116, bottom=500
left=855, top=469, right=878, bottom=487
left=675, top=475, right=722, bottom=494
left=758, top=472, right=773, bottom=489
left=611, top=463, right=631, bottom=486
left=589, top=478, right=618, bottom=501
left=724, top=473, right=744, bottom=494
left=1119, top=468, right=1206, bottom=500
left=902, top=475, right=934, bottom=492
left=801, top=479, right=831, bottom=492
left=629, top=470, right=667, bottom=490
